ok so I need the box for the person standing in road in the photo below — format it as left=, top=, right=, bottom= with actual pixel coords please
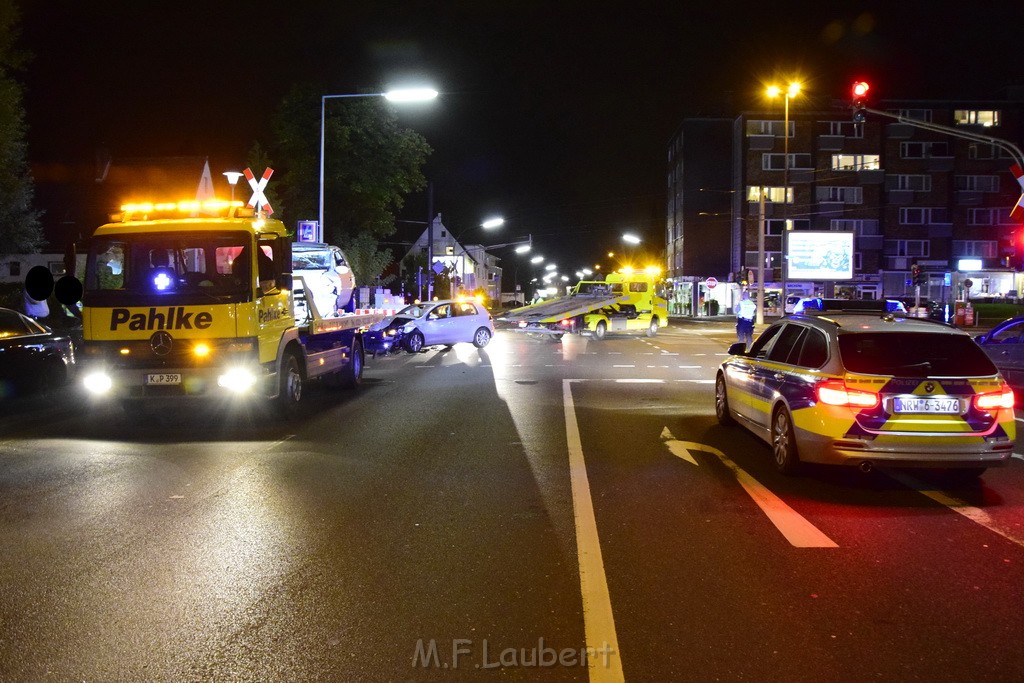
left=735, top=290, right=756, bottom=349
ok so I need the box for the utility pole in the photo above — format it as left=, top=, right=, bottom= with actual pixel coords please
left=756, top=189, right=766, bottom=324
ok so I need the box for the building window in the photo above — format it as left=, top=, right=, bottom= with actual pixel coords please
left=743, top=251, right=781, bottom=269
left=955, top=175, right=1000, bottom=192
left=885, top=174, right=931, bottom=192
left=815, top=186, right=863, bottom=204
left=746, top=186, right=791, bottom=203
left=968, top=209, right=997, bottom=225
left=765, top=219, right=809, bottom=235
left=900, top=141, right=949, bottom=158
left=762, top=153, right=812, bottom=170
left=953, top=240, right=997, bottom=258
left=831, top=154, right=880, bottom=171
left=884, top=239, right=930, bottom=257
left=899, top=207, right=949, bottom=225
left=893, top=109, right=933, bottom=122
left=954, top=110, right=1000, bottom=127
left=831, top=219, right=879, bottom=235
left=826, top=121, right=863, bottom=138
left=854, top=252, right=862, bottom=271
left=745, top=120, right=792, bottom=137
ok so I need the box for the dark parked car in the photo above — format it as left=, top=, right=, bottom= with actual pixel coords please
left=0, top=306, right=77, bottom=396
left=975, top=317, right=1024, bottom=393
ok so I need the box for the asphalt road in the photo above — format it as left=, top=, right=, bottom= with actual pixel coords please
left=1, top=321, right=1023, bottom=681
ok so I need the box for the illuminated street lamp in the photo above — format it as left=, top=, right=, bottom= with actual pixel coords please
left=531, top=255, right=545, bottom=264
left=622, top=233, right=641, bottom=245
left=223, top=171, right=243, bottom=203
left=319, top=87, right=438, bottom=237
left=766, top=81, right=801, bottom=314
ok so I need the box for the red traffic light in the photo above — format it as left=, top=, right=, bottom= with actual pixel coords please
left=853, top=81, right=870, bottom=98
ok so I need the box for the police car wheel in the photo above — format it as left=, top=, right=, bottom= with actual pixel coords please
left=771, top=407, right=801, bottom=475
left=551, top=333, right=564, bottom=342
left=715, top=374, right=735, bottom=426
left=593, top=321, right=607, bottom=340
left=646, top=319, right=659, bottom=337
left=277, top=353, right=302, bottom=417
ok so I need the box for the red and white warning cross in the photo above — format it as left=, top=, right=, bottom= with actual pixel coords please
left=245, top=167, right=274, bottom=215
left=1010, top=164, right=1024, bottom=222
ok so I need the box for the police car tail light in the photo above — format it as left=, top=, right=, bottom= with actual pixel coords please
left=816, top=379, right=879, bottom=408
left=973, top=387, right=1015, bottom=411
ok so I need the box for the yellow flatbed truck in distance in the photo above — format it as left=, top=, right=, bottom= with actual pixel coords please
left=500, top=268, right=668, bottom=340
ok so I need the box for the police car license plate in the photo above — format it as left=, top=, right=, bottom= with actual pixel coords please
left=145, top=373, right=182, bottom=386
left=893, top=397, right=959, bottom=414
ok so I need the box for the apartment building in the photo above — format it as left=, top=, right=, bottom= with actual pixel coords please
left=667, top=92, right=1024, bottom=312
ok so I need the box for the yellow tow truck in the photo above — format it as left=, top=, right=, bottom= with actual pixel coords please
left=71, top=199, right=382, bottom=417
left=501, top=267, right=668, bottom=340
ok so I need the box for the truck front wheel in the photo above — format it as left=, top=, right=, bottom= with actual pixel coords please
left=277, top=352, right=303, bottom=418
left=646, top=318, right=659, bottom=337
left=593, top=321, right=607, bottom=340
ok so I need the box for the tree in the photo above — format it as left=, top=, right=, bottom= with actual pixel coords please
left=270, top=84, right=432, bottom=247
left=0, top=1, right=41, bottom=255
left=340, top=232, right=393, bottom=293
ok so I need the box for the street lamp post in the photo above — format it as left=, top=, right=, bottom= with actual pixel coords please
left=767, top=82, right=801, bottom=307
left=318, top=87, right=437, bottom=239
left=223, top=171, right=243, bottom=203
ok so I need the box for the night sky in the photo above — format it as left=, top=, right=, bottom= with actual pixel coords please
left=20, top=1, right=1024, bottom=274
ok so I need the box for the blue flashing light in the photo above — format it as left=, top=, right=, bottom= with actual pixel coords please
left=153, top=269, right=174, bottom=291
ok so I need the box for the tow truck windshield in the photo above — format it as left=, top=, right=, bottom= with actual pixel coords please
left=83, top=231, right=255, bottom=306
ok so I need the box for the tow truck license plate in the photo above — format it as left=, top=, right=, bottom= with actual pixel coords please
left=893, top=397, right=959, bottom=414
left=145, top=373, right=182, bottom=386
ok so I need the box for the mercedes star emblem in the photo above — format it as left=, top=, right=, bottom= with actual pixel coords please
left=150, top=331, right=174, bottom=355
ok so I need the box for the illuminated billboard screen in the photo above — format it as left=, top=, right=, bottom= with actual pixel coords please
left=786, top=231, right=855, bottom=281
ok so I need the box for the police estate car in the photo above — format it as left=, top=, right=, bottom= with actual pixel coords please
left=715, top=309, right=1015, bottom=479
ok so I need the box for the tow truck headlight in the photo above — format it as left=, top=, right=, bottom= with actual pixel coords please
left=217, top=367, right=258, bottom=393
left=83, top=371, right=113, bottom=395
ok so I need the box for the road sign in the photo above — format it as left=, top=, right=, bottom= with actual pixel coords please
left=245, top=167, right=274, bottom=215
left=1010, top=164, right=1024, bottom=221
left=706, top=276, right=718, bottom=289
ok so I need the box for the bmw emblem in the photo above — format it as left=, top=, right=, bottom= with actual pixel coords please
left=924, top=381, right=935, bottom=394
left=150, top=331, right=174, bottom=356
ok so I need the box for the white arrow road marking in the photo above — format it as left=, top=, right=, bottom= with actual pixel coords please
left=661, top=428, right=838, bottom=548
left=563, top=380, right=625, bottom=681
left=886, top=470, right=1024, bottom=548
left=660, top=427, right=699, bottom=465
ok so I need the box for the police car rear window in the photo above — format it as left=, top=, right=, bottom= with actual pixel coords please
left=837, top=332, right=997, bottom=377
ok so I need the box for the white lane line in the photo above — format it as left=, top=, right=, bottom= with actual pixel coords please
left=675, top=379, right=715, bottom=384
left=615, top=379, right=664, bottom=384
left=563, top=380, right=625, bottom=681
left=682, top=440, right=837, bottom=548
left=613, top=364, right=635, bottom=368
left=677, top=365, right=702, bottom=369
left=887, top=470, right=1024, bottom=548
